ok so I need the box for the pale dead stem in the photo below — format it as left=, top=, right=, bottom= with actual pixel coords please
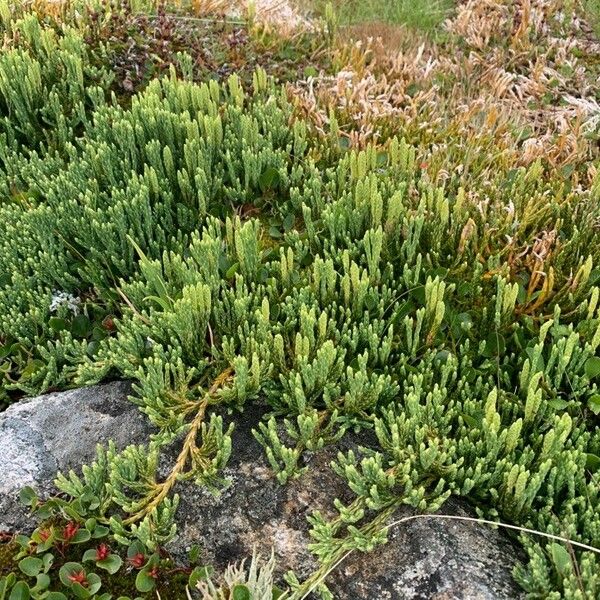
left=123, top=366, right=233, bottom=525
left=30, top=0, right=314, bottom=35
left=521, top=229, right=558, bottom=312
left=201, top=0, right=313, bottom=34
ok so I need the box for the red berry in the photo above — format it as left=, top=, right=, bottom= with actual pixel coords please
left=128, top=552, right=146, bottom=569
left=96, top=543, right=110, bottom=561
left=62, top=522, right=79, bottom=541
left=68, top=570, right=88, bottom=587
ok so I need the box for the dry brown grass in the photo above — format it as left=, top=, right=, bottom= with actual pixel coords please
left=26, top=0, right=313, bottom=33
left=209, top=0, right=313, bottom=33
left=289, top=0, right=600, bottom=184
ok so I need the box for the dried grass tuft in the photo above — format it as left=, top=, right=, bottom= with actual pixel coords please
left=290, top=0, right=600, bottom=182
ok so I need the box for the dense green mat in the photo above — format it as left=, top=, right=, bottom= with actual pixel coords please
left=1, top=7, right=600, bottom=599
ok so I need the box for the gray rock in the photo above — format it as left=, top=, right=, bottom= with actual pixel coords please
left=168, top=407, right=525, bottom=599
left=0, top=383, right=525, bottom=599
left=325, top=498, right=524, bottom=600
left=164, top=406, right=354, bottom=581
left=0, top=381, right=153, bottom=532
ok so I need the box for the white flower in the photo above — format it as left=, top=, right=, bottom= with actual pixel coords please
left=49, top=291, right=81, bottom=315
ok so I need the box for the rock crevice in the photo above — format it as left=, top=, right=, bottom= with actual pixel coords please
left=0, top=383, right=525, bottom=599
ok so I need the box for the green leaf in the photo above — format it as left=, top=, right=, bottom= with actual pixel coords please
left=146, top=553, right=160, bottom=568
left=18, top=487, right=37, bottom=508
left=31, top=573, right=50, bottom=592
left=232, top=585, right=251, bottom=600
left=548, top=398, right=569, bottom=410
left=272, top=586, right=285, bottom=599
left=268, top=225, right=282, bottom=239
left=483, top=332, right=506, bottom=357
left=71, top=529, right=91, bottom=544
left=91, top=326, right=108, bottom=341
left=586, top=453, right=600, bottom=473
left=409, top=285, right=426, bottom=304
left=338, top=136, right=350, bottom=150
left=127, top=541, right=146, bottom=559
left=58, top=563, right=84, bottom=587
left=434, top=350, right=452, bottom=364
left=0, top=575, right=16, bottom=598
left=33, top=505, right=53, bottom=521
left=97, top=554, right=123, bottom=575
left=82, top=549, right=97, bottom=563
left=85, top=518, right=97, bottom=532
left=188, top=566, right=213, bottom=588
left=364, top=293, right=378, bottom=311
left=71, top=315, right=92, bottom=338
left=86, top=573, right=102, bottom=595
left=303, top=65, right=318, bottom=78
left=135, top=570, right=156, bottom=593
left=70, top=582, right=91, bottom=599
left=560, top=164, right=575, bottom=179
left=18, top=557, right=43, bottom=577
left=81, top=491, right=100, bottom=511
left=282, top=213, right=295, bottom=231
left=63, top=502, right=86, bottom=520
left=92, top=525, right=109, bottom=539
left=550, top=543, right=571, bottom=575
left=48, top=317, right=68, bottom=333
left=272, top=586, right=286, bottom=599
left=225, top=262, right=239, bottom=279
left=34, top=537, right=54, bottom=554
left=259, top=167, right=280, bottom=192
left=376, top=151, right=388, bottom=167
left=585, top=357, right=600, bottom=379
left=406, top=82, right=419, bottom=97
left=42, top=553, right=54, bottom=573
left=8, top=582, right=30, bottom=600
left=461, top=413, right=478, bottom=428
left=15, top=535, right=30, bottom=549
left=144, top=295, right=172, bottom=312
left=45, top=594, right=68, bottom=600
left=588, top=394, right=600, bottom=415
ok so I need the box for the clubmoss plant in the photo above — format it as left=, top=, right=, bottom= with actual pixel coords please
left=1, top=2, right=600, bottom=599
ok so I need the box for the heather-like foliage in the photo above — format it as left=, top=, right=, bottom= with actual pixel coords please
left=1, top=4, right=600, bottom=599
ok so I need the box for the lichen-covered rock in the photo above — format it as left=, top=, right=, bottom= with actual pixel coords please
left=0, top=384, right=524, bottom=598
left=325, top=498, right=524, bottom=600
left=0, top=381, right=153, bottom=532
left=168, top=407, right=525, bottom=600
